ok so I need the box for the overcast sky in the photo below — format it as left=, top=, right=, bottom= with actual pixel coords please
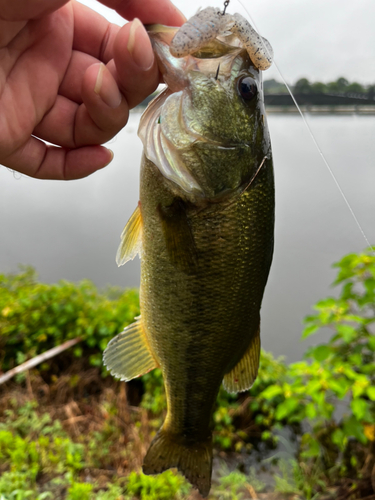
left=79, top=0, right=375, bottom=86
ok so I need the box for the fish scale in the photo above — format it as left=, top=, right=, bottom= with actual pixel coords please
left=139, top=148, right=274, bottom=482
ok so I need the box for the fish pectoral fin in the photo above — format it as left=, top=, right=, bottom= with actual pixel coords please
left=158, top=199, right=198, bottom=274
left=116, top=202, right=143, bottom=267
left=103, top=317, right=158, bottom=381
left=223, top=325, right=261, bottom=394
left=143, top=428, right=213, bottom=498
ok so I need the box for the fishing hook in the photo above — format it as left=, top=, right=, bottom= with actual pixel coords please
left=215, top=64, right=221, bottom=80
left=222, top=0, right=230, bottom=15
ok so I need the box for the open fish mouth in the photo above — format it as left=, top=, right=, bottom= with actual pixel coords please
left=146, top=24, right=252, bottom=90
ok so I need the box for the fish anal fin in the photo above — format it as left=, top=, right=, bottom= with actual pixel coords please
left=158, top=199, right=198, bottom=274
left=103, top=317, right=158, bottom=381
left=116, top=203, right=143, bottom=267
left=223, top=326, right=261, bottom=394
left=143, top=428, right=212, bottom=498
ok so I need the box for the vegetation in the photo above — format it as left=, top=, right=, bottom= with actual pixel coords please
left=0, top=266, right=140, bottom=374
left=258, top=249, right=375, bottom=498
left=264, top=77, right=375, bottom=98
left=0, top=247, right=374, bottom=499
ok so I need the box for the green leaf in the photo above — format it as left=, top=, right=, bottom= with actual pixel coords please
left=305, top=402, right=317, bottom=420
left=343, top=416, right=367, bottom=444
left=275, top=398, right=299, bottom=421
left=311, top=345, right=333, bottom=362
left=260, top=385, right=283, bottom=400
left=301, top=323, right=319, bottom=339
left=315, top=298, right=337, bottom=309
left=305, top=380, right=323, bottom=397
left=331, top=428, right=346, bottom=451
left=329, top=378, right=350, bottom=399
left=348, top=353, right=362, bottom=367
left=367, top=387, right=375, bottom=401
left=261, top=430, right=272, bottom=440
left=343, top=366, right=358, bottom=380
left=336, top=324, right=357, bottom=343
left=364, top=277, right=375, bottom=294
left=301, top=435, right=320, bottom=458
left=73, top=347, right=82, bottom=358
left=352, top=377, right=369, bottom=398
left=350, top=398, right=369, bottom=420
left=368, top=336, right=375, bottom=351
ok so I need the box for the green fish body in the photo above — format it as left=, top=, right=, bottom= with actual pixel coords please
left=104, top=26, right=274, bottom=497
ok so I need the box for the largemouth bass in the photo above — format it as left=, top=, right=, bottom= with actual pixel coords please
left=104, top=13, right=274, bottom=497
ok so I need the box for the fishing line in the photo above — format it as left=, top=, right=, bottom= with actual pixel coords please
left=235, top=0, right=375, bottom=254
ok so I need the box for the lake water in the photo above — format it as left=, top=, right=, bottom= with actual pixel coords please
left=1, top=112, right=374, bottom=361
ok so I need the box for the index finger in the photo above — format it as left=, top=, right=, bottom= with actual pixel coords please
left=72, top=0, right=185, bottom=63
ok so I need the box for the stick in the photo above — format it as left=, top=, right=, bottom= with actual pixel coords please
left=245, top=484, right=258, bottom=500
left=0, top=337, right=82, bottom=385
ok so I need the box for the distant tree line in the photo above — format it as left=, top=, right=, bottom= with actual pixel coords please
left=264, top=77, right=375, bottom=99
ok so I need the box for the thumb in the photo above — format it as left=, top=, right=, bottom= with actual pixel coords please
left=0, top=0, right=69, bottom=21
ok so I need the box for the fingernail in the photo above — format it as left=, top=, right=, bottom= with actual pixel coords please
left=104, top=149, right=114, bottom=166
left=94, top=64, right=122, bottom=108
left=127, top=18, right=154, bottom=71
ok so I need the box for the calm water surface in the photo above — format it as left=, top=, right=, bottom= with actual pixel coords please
left=1, top=113, right=374, bottom=361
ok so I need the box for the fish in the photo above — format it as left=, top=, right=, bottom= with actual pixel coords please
left=103, top=11, right=275, bottom=498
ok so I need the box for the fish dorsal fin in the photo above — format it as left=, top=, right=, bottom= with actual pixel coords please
left=103, top=317, right=158, bottom=381
left=158, top=199, right=198, bottom=274
left=223, top=326, right=260, bottom=393
left=116, top=203, right=143, bottom=267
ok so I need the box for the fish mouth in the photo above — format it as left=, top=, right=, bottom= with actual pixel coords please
left=146, top=24, right=251, bottom=93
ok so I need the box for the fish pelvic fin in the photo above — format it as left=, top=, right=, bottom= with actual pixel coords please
left=143, top=428, right=213, bottom=498
left=116, top=202, right=143, bottom=267
left=103, top=317, right=158, bottom=381
left=223, top=325, right=261, bottom=394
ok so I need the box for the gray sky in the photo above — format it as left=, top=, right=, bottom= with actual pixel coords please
left=79, top=0, right=375, bottom=85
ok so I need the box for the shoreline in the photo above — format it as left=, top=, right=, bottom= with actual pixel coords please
left=265, top=105, right=375, bottom=114
left=133, top=105, right=375, bottom=115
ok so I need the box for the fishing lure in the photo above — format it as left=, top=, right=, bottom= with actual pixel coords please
left=170, top=6, right=274, bottom=70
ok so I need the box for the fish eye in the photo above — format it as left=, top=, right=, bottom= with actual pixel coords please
left=237, top=76, right=258, bottom=101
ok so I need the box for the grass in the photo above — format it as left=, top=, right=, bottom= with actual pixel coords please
left=0, top=369, right=298, bottom=500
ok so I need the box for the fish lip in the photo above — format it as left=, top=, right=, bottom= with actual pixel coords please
left=143, top=29, right=260, bottom=152
left=147, top=26, right=251, bottom=91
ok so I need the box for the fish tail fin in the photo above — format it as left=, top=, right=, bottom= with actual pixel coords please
left=142, top=428, right=213, bottom=497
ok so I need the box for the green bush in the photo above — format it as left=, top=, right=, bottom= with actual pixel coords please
left=1, top=247, right=374, bottom=498
left=258, top=247, right=375, bottom=492
left=126, top=470, right=190, bottom=500
left=0, top=403, right=86, bottom=480
left=67, top=481, right=93, bottom=500
left=0, top=400, right=125, bottom=499
left=0, top=266, right=139, bottom=372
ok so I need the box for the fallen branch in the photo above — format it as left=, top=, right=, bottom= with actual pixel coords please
left=0, top=337, right=82, bottom=385
left=245, top=484, right=258, bottom=500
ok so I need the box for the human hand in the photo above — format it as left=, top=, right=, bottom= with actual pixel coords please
left=0, top=0, right=185, bottom=180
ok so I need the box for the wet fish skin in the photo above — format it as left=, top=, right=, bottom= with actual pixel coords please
left=140, top=54, right=274, bottom=496
left=104, top=35, right=274, bottom=498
